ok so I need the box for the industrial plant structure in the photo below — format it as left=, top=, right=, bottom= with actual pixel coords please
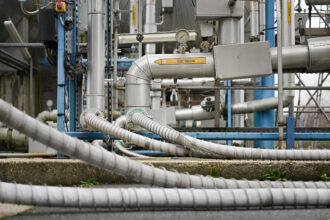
left=0, top=0, right=330, bottom=216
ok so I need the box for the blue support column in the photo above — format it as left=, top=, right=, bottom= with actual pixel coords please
left=286, top=117, right=295, bottom=149
left=254, top=0, right=275, bottom=149
left=57, top=13, right=66, bottom=158
left=68, top=80, right=76, bottom=131
left=226, top=80, right=232, bottom=145
left=57, top=13, right=66, bottom=132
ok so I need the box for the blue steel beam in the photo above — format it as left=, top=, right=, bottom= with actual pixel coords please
left=57, top=13, right=66, bottom=132
left=66, top=132, right=330, bottom=141
left=226, top=80, right=232, bottom=145
left=254, top=0, right=275, bottom=149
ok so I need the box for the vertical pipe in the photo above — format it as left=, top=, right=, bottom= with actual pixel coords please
left=113, top=0, right=120, bottom=110
left=57, top=14, right=66, bottom=132
left=29, top=58, right=33, bottom=117
left=145, top=0, right=156, bottom=54
left=138, top=0, right=143, bottom=58
left=86, top=0, right=105, bottom=112
left=276, top=0, right=284, bottom=146
left=218, top=18, right=239, bottom=140
left=250, top=1, right=259, bottom=39
left=254, top=0, right=275, bottom=149
left=130, top=0, right=139, bottom=34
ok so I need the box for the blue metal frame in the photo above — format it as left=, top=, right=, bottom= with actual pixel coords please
left=66, top=131, right=330, bottom=141
left=57, top=13, right=66, bottom=132
left=226, top=80, right=232, bottom=145
left=68, top=0, right=77, bottom=132
left=253, top=0, right=275, bottom=149
left=286, top=117, right=295, bottom=149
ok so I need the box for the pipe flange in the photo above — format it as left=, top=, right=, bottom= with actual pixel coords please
left=80, top=108, right=104, bottom=131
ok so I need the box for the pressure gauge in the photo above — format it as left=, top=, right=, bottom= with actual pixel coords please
left=175, top=29, right=190, bottom=44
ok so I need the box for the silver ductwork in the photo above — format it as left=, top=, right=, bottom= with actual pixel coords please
left=86, top=0, right=105, bottom=112
left=271, top=37, right=330, bottom=72
left=175, top=106, right=215, bottom=121
left=125, top=53, right=215, bottom=112
left=126, top=37, right=330, bottom=117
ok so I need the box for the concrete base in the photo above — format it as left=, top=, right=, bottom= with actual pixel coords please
left=0, top=158, right=329, bottom=186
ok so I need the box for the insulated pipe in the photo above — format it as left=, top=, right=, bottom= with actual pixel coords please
left=1, top=99, right=330, bottom=189
left=114, top=140, right=150, bottom=158
left=113, top=116, right=149, bottom=158
left=130, top=0, right=139, bottom=34
left=86, top=0, right=105, bottom=112
left=36, top=110, right=69, bottom=123
left=130, top=111, right=330, bottom=160
left=1, top=182, right=330, bottom=209
left=125, top=53, right=215, bottom=112
left=232, top=96, right=293, bottom=114
left=4, top=20, right=31, bottom=61
left=144, top=0, right=157, bottom=55
left=175, top=106, right=215, bottom=121
left=82, top=110, right=215, bottom=158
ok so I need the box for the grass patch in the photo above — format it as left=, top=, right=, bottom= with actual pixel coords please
left=79, top=177, right=99, bottom=188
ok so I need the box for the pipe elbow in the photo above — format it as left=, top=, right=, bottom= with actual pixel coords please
left=126, top=55, right=152, bottom=83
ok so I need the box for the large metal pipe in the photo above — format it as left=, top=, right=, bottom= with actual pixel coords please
left=175, top=106, right=215, bottom=121
left=144, top=0, right=157, bottom=55
left=271, top=37, right=330, bottom=72
left=86, top=0, right=105, bottom=112
left=125, top=53, right=215, bottom=112
left=126, top=37, right=330, bottom=115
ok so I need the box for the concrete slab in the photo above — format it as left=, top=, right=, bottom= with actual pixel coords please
left=0, top=158, right=329, bottom=186
left=0, top=203, right=33, bottom=219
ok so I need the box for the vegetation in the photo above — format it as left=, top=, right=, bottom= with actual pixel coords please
left=262, top=168, right=288, bottom=181
left=320, top=173, right=330, bottom=181
left=210, top=166, right=221, bottom=178
left=79, top=177, right=99, bottom=188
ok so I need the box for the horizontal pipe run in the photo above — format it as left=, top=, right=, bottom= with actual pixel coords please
left=0, top=43, right=45, bottom=48
left=119, top=31, right=197, bottom=44
left=1, top=181, right=330, bottom=209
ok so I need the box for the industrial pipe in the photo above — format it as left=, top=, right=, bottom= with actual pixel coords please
left=86, top=0, right=105, bottom=112
left=119, top=31, right=198, bottom=44
left=36, top=110, right=68, bottom=123
left=1, top=181, right=330, bottom=209
left=175, top=106, right=215, bottom=121
left=1, top=99, right=330, bottom=189
left=114, top=140, right=150, bottom=158
left=125, top=53, right=215, bottom=112
left=129, top=111, right=330, bottom=160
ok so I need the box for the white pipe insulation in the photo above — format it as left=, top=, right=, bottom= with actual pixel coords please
left=129, top=111, right=330, bottom=160
left=2, top=99, right=330, bottom=189
left=1, top=182, right=330, bottom=209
